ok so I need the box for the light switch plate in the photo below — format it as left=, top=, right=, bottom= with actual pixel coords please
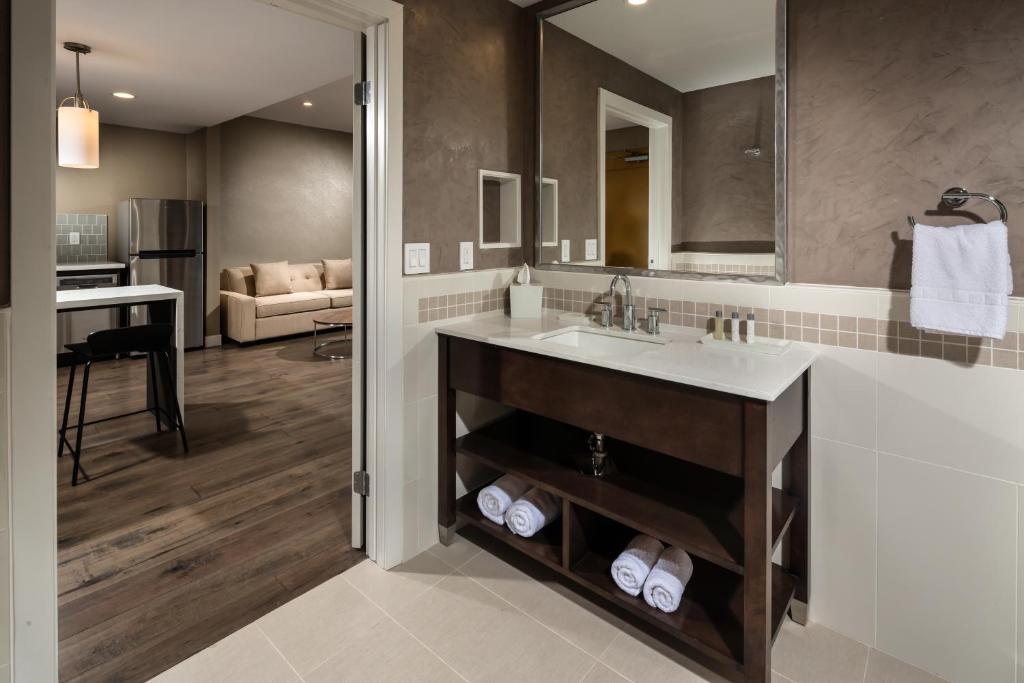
left=459, top=242, right=474, bottom=271
left=561, top=239, right=571, bottom=263
left=69, top=232, right=80, bottom=245
left=404, top=242, right=430, bottom=275
left=585, top=239, right=597, bottom=261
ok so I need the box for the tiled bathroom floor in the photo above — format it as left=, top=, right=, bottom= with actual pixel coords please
left=149, top=535, right=948, bottom=683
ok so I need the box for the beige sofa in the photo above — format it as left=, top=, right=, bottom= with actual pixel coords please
left=220, top=262, right=353, bottom=343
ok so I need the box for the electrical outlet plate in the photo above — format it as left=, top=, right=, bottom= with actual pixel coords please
left=561, top=239, right=571, bottom=263
left=69, top=232, right=80, bottom=245
left=404, top=243, right=430, bottom=275
left=585, top=239, right=597, bottom=261
left=459, top=242, right=473, bottom=271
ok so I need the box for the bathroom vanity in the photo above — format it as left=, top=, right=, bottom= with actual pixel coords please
left=437, top=314, right=815, bottom=682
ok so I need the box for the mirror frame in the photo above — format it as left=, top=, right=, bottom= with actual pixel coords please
left=533, top=0, right=788, bottom=284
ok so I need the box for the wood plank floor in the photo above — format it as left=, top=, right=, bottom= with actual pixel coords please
left=56, top=335, right=364, bottom=683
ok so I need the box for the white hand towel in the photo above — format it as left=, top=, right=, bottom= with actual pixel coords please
left=610, top=535, right=665, bottom=597
left=642, top=547, right=694, bottom=614
left=504, top=487, right=560, bottom=537
left=476, top=474, right=531, bottom=525
left=910, top=220, right=1013, bottom=339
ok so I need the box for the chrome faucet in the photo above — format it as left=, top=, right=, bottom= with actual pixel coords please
left=608, top=274, right=636, bottom=331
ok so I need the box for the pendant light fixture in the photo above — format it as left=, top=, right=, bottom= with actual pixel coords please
left=57, top=42, right=99, bottom=169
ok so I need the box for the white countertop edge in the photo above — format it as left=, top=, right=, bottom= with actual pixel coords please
left=57, top=284, right=183, bottom=310
left=435, top=312, right=817, bottom=402
left=56, top=262, right=127, bottom=271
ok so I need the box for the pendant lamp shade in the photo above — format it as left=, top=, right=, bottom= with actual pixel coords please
left=57, top=105, right=99, bottom=169
left=58, top=42, right=100, bottom=169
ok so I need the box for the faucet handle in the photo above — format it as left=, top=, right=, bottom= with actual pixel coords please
left=647, top=307, right=667, bottom=335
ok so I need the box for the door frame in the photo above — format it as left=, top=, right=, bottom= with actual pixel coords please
left=596, top=88, right=672, bottom=270
left=8, top=0, right=404, bottom=679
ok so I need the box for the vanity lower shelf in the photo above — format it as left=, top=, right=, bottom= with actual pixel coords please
left=456, top=412, right=798, bottom=575
left=455, top=493, right=796, bottom=668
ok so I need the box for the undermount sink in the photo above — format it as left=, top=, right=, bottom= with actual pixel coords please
left=532, top=326, right=668, bottom=355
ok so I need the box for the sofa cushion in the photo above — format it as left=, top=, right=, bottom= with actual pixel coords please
left=322, top=259, right=353, bottom=290
left=251, top=261, right=292, bottom=296
left=290, top=263, right=325, bottom=292
left=221, top=266, right=257, bottom=296
left=255, top=292, right=330, bottom=318
left=323, top=288, right=354, bottom=308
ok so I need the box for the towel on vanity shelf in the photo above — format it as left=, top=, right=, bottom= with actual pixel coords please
left=610, top=535, right=665, bottom=597
left=504, top=487, right=560, bottom=537
left=910, top=220, right=1013, bottom=339
left=642, top=546, right=694, bottom=614
left=476, top=474, right=531, bottom=525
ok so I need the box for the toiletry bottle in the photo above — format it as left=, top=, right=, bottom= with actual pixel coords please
left=746, top=313, right=757, bottom=344
left=713, top=311, right=725, bottom=341
left=730, top=312, right=741, bottom=342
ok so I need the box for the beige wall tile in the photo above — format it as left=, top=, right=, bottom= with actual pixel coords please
left=876, top=454, right=1016, bottom=682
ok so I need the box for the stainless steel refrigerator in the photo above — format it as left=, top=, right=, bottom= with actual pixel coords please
left=116, top=198, right=205, bottom=349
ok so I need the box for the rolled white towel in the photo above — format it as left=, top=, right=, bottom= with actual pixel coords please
left=643, top=547, right=694, bottom=613
left=476, top=474, right=531, bottom=525
left=504, top=487, right=560, bottom=537
left=610, top=535, right=664, bottom=597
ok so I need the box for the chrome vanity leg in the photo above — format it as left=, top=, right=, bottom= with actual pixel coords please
left=790, top=600, right=809, bottom=626
left=438, top=523, right=458, bottom=546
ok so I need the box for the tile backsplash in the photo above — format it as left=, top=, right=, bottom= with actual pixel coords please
left=56, top=213, right=107, bottom=264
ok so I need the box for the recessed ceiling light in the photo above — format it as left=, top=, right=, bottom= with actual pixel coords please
left=627, top=0, right=648, bottom=5
left=302, top=101, right=313, bottom=107
left=112, top=91, right=135, bottom=99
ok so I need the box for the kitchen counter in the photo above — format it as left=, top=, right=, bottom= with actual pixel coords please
left=436, top=311, right=816, bottom=401
left=56, top=261, right=127, bottom=272
left=56, top=285, right=185, bottom=420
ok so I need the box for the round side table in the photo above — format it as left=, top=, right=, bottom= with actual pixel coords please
left=312, top=308, right=353, bottom=359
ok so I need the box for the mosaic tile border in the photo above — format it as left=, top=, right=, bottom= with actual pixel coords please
left=674, top=263, right=775, bottom=276
left=417, top=287, right=508, bottom=322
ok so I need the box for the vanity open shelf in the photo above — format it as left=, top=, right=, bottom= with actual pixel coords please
left=438, top=333, right=811, bottom=682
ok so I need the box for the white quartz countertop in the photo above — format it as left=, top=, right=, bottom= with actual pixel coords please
left=57, top=284, right=182, bottom=311
left=56, top=262, right=127, bottom=272
left=436, top=312, right=817, bottom=401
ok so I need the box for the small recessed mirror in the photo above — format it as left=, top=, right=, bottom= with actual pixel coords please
left=479, top=170, right=522, bottom=249
left=541, top=177, right=559, bottom=247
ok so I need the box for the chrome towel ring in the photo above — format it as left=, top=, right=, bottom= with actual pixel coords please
left=908, top=187, right=1009, bottom=228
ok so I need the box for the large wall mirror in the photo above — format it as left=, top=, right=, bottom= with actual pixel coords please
left=536, top=0, right=786, bottom=282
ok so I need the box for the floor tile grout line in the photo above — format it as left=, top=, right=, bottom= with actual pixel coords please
left=254, top=624, right=307, bottom=683
left=453, top=567, right=605, bottom=663
left=576, top=658, right=600, bottom=683
left=341, top=574, right=472, bottom=683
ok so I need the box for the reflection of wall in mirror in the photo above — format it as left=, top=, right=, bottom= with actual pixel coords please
left=541, top=23, right=776, bottom=268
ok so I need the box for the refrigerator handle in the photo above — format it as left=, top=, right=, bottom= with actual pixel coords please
left=137, top=249, right=198, bottom=259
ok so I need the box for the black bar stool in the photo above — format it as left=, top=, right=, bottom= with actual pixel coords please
left=57, top=323, right=188, bottom=486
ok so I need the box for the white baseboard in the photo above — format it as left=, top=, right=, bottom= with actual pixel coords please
left=204, top=334, right=222, bottom=348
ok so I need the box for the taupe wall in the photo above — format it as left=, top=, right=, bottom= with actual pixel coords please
left=789, top=0, right=1024, bottom=293
left=55, top=123, right=189, bottom=250
left=402, top=0, right=530, bottom=273
left=679, top=77, right=775, bottom=246
left=217, top=116, right=352, bottom=269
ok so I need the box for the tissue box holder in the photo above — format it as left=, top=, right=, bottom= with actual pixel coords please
left=510, top=284, right=543, bottom=319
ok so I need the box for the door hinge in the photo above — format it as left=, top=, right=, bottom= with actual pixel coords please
left=354, top=81, right=372, bottom=106
left=353, top=470, right=370, bottom=496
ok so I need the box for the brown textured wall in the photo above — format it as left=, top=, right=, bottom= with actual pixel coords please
left=679, top=77, right=775, bottom=245
left=218, top=116, right=352, bottom=268
left=402, top=0, right=530, bottom=273
left=541, top=23, right=683, bottom=264
left=789, top=0, right=1024, bottom=293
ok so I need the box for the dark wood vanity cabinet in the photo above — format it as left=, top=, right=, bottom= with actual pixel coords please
left=437, top=334, right=809, bottom=682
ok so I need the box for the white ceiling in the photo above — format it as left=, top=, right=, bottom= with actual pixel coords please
left=56, top=0, right=354, bottom=134
left=549, top=0, right=775, bottom=94
left=249, top=76, right=354, bottom=133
